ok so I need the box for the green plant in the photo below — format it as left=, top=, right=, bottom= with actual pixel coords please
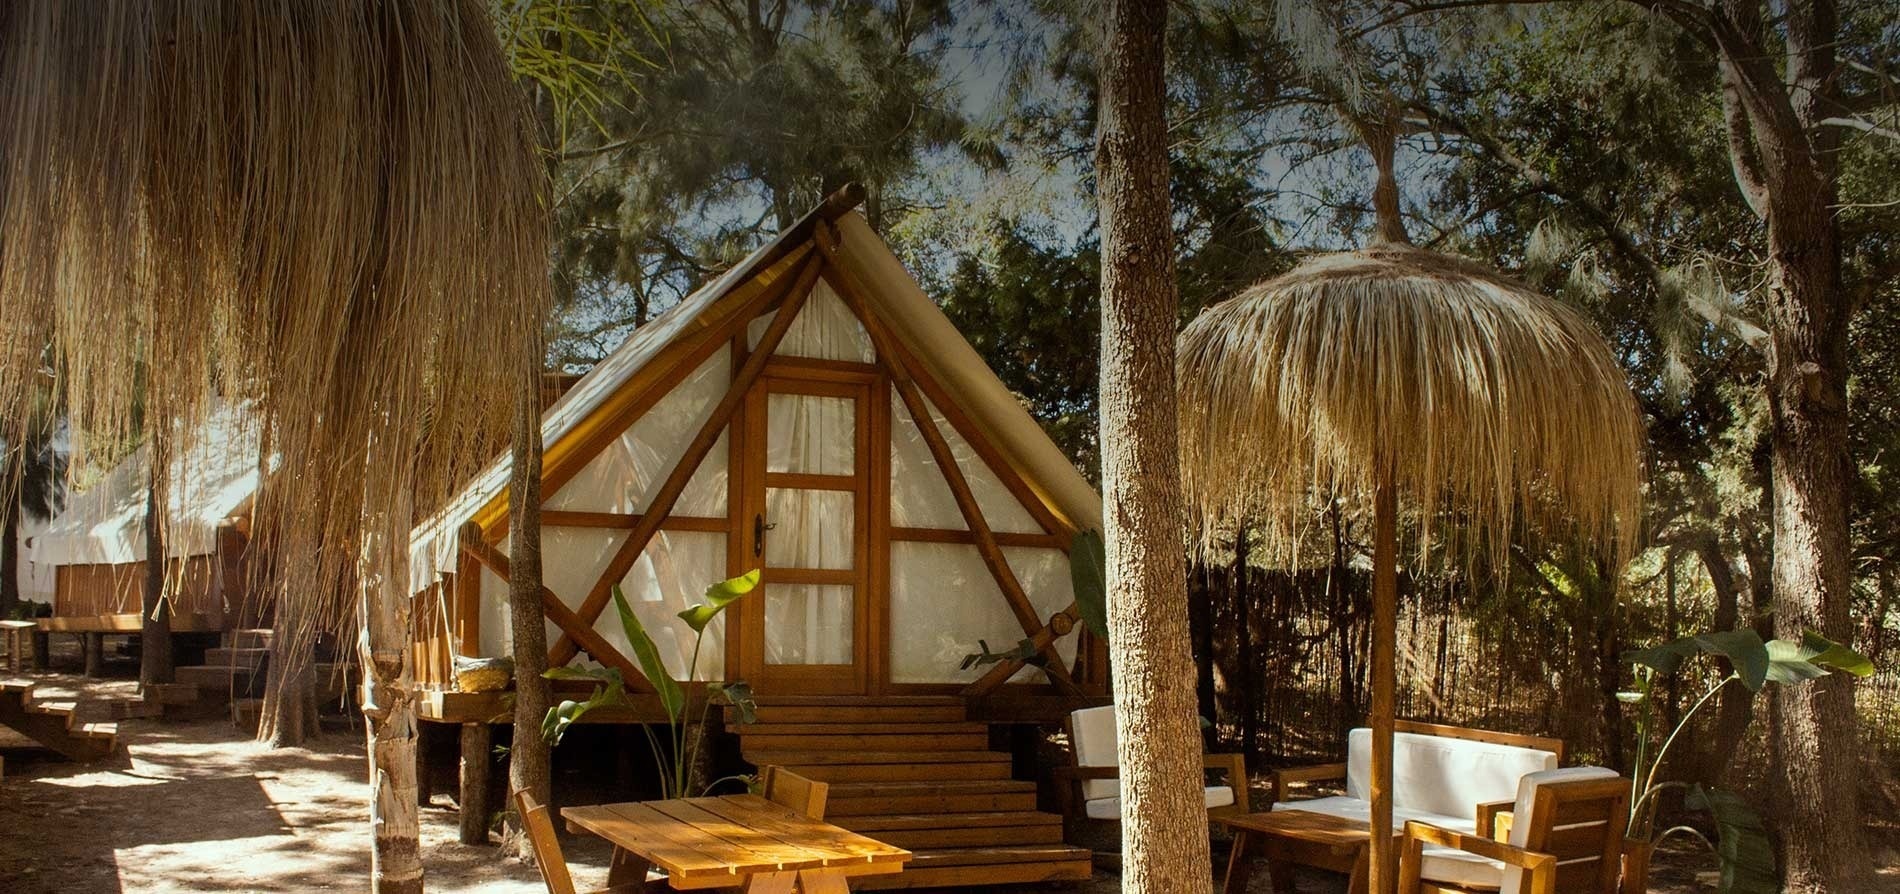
left=542, top=570, right=761, bottom=799
left=1621, top=628, right=1873, bottom=894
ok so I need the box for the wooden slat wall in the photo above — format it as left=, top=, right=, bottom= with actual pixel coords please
left=414, top=580, right=454, bottom=688
left=54, top=556, right=222, bottom=620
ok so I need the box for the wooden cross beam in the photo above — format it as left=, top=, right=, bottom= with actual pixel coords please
left=457, top=522, right=649, bottom=688
left=812, top=226, right=1080, bottom=696
left=963, top=602, right=1083, bottom=697
left=546, top=256, right=824, bottom=668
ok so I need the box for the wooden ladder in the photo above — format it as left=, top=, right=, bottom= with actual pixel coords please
left=0, top=679, right=118, bottom=761
left=735, top=696, right=1092, bottom=890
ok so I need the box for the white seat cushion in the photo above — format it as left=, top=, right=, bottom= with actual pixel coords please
left=1069, top=705, right=1121, bottom=802
left=1084, top=785, right=1236, bottom=820
left=1345, top=729, right=1558, bottom=822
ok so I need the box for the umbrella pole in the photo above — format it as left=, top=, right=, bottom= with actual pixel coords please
left=1369, top=481, right=1398, bottom=894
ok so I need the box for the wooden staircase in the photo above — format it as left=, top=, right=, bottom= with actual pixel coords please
left=735, top=697, right=1092, bottom=889
left=167, top=629, right=355, bottom=729
left=0, top=679, right=118, bottom=761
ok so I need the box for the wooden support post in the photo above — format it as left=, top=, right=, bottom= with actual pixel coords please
left=1369, top=481, right=1398, bottom=894
left=459, top=722, right=492, bottom=844
left=82, top=633, right=104, bottom=677
left=32, top=629, right=49, bottom=671
left=416, top=723, right=435, bottom=807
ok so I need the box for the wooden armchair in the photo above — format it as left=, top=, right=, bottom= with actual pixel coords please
left=513, top=789, right=651, bottom=894
left=759, top=766, right=828, bottom=819
left=1398, top=768, right=1631, bottom=894
left=1053, top=705, right=1250, bottom=827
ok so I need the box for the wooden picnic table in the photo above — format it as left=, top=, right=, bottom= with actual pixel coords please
left=562, top=793, right=911, bottom=892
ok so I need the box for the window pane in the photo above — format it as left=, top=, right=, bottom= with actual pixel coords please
left=764, top=488, right=854, bottom=570
left=767, top=393, right=855, bottom=476
left=764, top=584, right=854, bottom=665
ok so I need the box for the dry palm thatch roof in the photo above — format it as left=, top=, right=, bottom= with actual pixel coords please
left=1177, top=244, right=1644, bottom=568
left=0, top=2, right=549, bottom=708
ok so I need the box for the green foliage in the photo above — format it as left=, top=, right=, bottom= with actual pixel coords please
left=677, top=569, right=759, bottom=633
left=1070, top=529, right=1108, bottom=639
left=1623, top=629, right=1872, bottom=893
left=1685, top=785, right=1777, bottom=894
left=543, top=571, right=759, bottom=799
left=611, top=583, right=684, bottom=723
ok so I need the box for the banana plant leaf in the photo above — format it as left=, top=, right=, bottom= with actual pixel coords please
left=611, top=584, right=685, bottom=723
left=1070, top=529, right=1109, bottom=639
left=1687, top=785, right=1777, bottom=894
left=678, top=569, right=760, bottom=633
left=709, top=680, right=757, bottom=726
left=539, top=667, right=629, bottom=746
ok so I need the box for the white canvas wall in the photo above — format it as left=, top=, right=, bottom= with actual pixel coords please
left=479, top=527, right=728, bottom=680
left=546, top=353, right=730, bottom=518
left=887, top=542, right=1076, bottom=684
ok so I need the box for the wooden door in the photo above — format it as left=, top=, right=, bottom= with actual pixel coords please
left=737, top=374, right=873, bottom=695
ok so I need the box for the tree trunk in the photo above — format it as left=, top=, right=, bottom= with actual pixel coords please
left=1649, top=2, right=1873, bottom=884
left=360, top=485, right=424, bottom=894
left=1762, top=222, right=1871, bottom=890
left=1, top=462, right=20, bottom=620
left=141, top=455, right=174, bottom=688
left=1094, top=1, right=1211, bottom=889
left=507, top=348, right=552, bottom=860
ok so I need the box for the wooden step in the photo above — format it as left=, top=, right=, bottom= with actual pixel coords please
left=227, top=628, right=273, bottom=649
left=745, top=750, right=1010, bottom=766
left=738, top=704, right=968, bottom=724
left=842, top=812, right=1064, bottom=849
left=175, top=664, right=261, bottom=689
left=0, top=682, right=117, bottom=761
left=145, top=682, right=202, bottom=706
left=825, top=780, right=1039, bottom=817
left=205, top=647, right=269, bottom=670
left=772, top=760, right=1013, bottom=783
left=738, top=732, right=989, bottom=752
left=31, top=700, right=77, bottom=717
left=853, top=846, right=1093, bottom=889
left=740, top=721, right=988, bottom=736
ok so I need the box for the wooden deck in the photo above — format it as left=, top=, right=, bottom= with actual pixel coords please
left=37, top=612, right=225, bottom=633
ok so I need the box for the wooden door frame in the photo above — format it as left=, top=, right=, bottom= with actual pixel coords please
left=731, top=368, right=881, bottom=696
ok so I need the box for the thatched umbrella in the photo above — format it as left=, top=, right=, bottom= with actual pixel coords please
left=1175, top=121, right=1643, bottom=894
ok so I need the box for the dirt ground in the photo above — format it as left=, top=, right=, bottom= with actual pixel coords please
left=3, top=669, right=1893, bottom=893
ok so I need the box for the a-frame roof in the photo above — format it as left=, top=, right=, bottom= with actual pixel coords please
left=408, top=192, right=1100, bottom=592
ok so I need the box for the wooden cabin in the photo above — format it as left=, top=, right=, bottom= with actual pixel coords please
left=28, top=408, right=262, bottom=641
left=408, top=189, right=1108, bottom=887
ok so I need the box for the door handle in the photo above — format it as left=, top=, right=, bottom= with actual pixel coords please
left=753, top=514, right=776, bottom=557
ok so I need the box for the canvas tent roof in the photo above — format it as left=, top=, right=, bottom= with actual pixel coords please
left=30, top=406, right=261, bottom=567
left=408, top=207, right=1101, bottom=593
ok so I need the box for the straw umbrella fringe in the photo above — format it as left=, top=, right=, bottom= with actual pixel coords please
left=0, top=4, right=550, bottom=891
left=1179, top=245, right=1644, bottom=568
left=1176, top=245, right=1644, bottom=894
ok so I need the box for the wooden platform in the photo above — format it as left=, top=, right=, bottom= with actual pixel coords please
left=36, top=612, right=224, bottom=633
left=735, top=696, right=1093, bottom=889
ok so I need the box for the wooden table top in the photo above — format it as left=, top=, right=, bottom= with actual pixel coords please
left=1218, top=808, right=1402, bottom=847
left=563, top=794, right=910, bottom=889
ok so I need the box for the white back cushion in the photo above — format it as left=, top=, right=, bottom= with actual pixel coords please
left=1345, top=728, right=1559, bottom=821
left=1070, top=705, right=1121, bottom=801
left=1507, top=766, right=1621, bottom=848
